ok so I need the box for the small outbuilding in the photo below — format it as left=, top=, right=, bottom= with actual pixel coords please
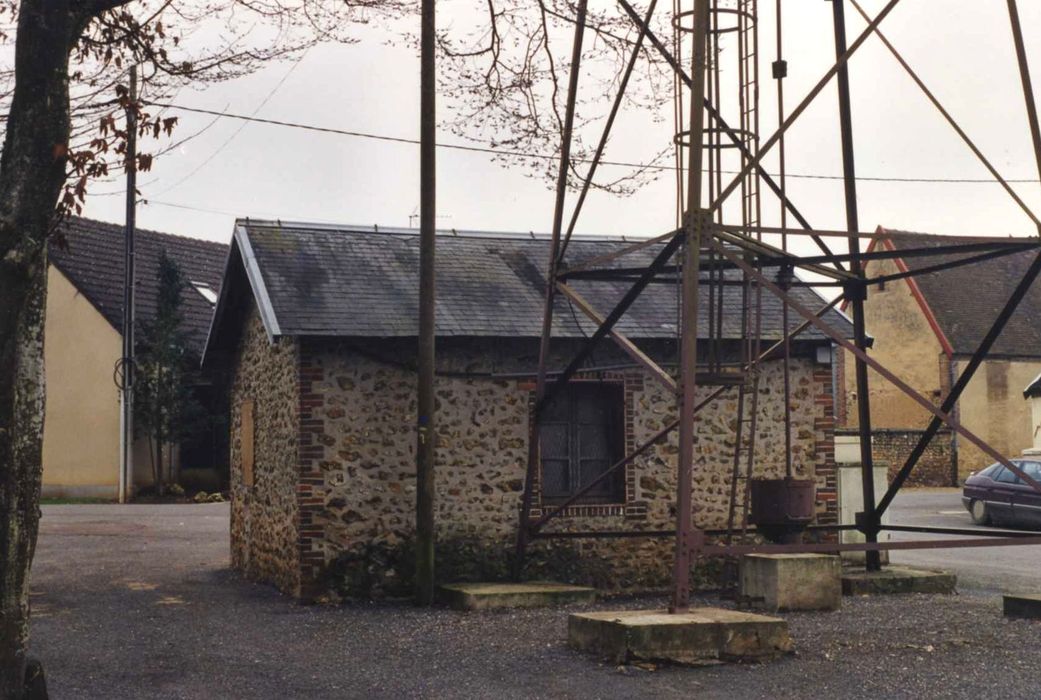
left=204, top=220, right=853, bottom=599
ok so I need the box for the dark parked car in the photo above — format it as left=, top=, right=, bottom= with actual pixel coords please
left=962, top=460, right=1041, bottom=529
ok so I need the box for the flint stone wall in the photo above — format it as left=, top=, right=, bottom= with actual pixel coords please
left=229, top=309, right=303, bottom=596
left=298, top=336, right=837, bottom=594
left=228, top=312, right=839, bottom=597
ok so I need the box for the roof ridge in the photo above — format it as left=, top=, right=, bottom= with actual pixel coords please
left=877, top=226, right=1028, bottom=241
left=235, top=217, right=647, bottom=244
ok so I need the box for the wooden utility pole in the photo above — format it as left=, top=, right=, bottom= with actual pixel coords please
left=119, top=65, right=138, bottom=505
left=415, top=0, right=437, bottom=605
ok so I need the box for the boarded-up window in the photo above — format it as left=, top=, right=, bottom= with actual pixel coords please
left=241, top=399, right=255, bottom=487
left=539, top=383, right=625, bottom=503
left=987, top=361, right=1009, bottom=401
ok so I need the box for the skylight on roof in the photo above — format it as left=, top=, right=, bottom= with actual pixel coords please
left=191, top=280, right=217, bottom=306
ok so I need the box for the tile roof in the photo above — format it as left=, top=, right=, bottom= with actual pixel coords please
left=877, top=229, right=1041, bottom=357
left=222, top=219, right=852, bottom=343
left=49, top=216, right=229, bottom=355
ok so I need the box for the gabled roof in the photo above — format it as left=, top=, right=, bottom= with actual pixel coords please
left=49, top=216, right=228, bottom=355
left=875, top=228, right=1041, bottom=358
left=204, top=219, right=854, bottom=363
left=1025, top=371, right=1041, bottom=398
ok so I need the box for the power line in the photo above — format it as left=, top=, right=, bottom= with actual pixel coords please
left=151, top=50, right=310, bottom=197
left=147, top=100, right=1041, bottom=185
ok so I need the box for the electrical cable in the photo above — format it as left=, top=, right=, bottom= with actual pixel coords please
left=146, top=100, right=1041, bottom=185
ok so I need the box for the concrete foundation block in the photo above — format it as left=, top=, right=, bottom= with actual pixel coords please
left=568, top=608, right=793, bottom=665
left=438, top=582, right=596, bottom=610
left=739, top=553, right=842, bottom=611
left=841, top=565, right=956, bottom=596
left=1003, top=594, right=1041, bottom=619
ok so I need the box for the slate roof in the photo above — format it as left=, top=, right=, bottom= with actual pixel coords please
left=876, top=228, right=1041, bottom=358
left=209, top=219, right=852, bottom=349
left=49, top=216, right=228, bottom=355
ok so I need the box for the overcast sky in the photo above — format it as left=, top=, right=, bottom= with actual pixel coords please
left=80, top=0, right=1041, bottom=258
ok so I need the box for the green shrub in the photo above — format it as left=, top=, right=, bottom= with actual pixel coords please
left=179, top=468, right=221, bottom=493
left=324, top=533, right=621, bottom=601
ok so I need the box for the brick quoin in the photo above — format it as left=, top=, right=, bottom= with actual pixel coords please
left=296, top=344, right=327, bottom=599
left=813, top=363, right=839, bottom=531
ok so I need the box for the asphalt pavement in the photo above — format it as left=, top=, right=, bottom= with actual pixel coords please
left=26, top=498, right=1041, bottom=699
left=888, top=487, right=1041, bottom=593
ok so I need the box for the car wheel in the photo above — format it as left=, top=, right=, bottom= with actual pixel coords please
left=970, top=499, right=990, bottom=525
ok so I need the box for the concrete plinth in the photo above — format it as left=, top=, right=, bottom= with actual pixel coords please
left=740, top=554, right=841, bottom=611
left=1003, top=594, right=1041, bottom=619
left=568, top=608, right=792, bottom=665
left=841, top=565, right=956, bottom=596
left=438, top=582, right=596, bottom=610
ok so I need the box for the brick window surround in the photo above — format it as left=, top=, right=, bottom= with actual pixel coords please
left=527, top=372, right=641, bottom=519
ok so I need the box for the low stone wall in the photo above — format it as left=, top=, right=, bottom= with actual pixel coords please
left=836, top=428, right=955, bottom=487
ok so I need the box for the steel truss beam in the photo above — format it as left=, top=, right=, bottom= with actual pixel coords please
left=615, top=0, right=844, bottom=268
left=516, top=0, right=1041, bottom=608
left=849, top=0, right=1041, bottom=231
left=528, top=296, right=838, bottom=537
left=708, top=0, right=903, bottom=216
left=712, top=238, right=1041, bottom=496
left=514, top=0, right=589, bottom=577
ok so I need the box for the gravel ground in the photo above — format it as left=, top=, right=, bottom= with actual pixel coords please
left=29, top=504, right=1041, bottom=699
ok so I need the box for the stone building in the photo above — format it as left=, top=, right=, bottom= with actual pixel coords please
left=204, top=220, right=853, bottom=599
left=837, top=228, right=1041, bottom=484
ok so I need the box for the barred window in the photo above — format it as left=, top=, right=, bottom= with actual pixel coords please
left=539, top=382, right=625, bottom=503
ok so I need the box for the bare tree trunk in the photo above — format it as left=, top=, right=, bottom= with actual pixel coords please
left=0, top=2, right=88, bottom=695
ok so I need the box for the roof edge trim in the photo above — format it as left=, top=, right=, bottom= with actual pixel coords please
left=200, top=238, right=238, bottom=366
left=876, top=226, right=955, bottom=358
left=236, top=224, right=281, bottom=341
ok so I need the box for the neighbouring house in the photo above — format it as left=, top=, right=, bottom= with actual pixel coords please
left=203, top=220, right=854, bottom=599
left=43, top=216, right=229, bottom=499
left=1022, top=373, right=1041, bottom=456
left=837, top=228, right=1041, bottom=485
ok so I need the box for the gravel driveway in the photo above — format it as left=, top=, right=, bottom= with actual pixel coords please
left=28, top=503, right=1041, bottom=699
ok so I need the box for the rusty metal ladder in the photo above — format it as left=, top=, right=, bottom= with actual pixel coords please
left=725, top=0, right=763, bottom=547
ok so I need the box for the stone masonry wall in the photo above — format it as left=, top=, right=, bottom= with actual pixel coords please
left=835, top=427, right=955, bottom=487
left=229, top=307, right=302, bottom=595
left=290, top=337, right=837, bottom=595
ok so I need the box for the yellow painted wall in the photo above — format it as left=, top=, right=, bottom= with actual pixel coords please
left=843, top=256, right=945, bottom=429
left=41, top=265, right=122, bottom=499
left=954, top=358, right=1041, bottom=476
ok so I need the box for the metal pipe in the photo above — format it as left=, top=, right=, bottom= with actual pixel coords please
left=702, top=535, right=1041, bottom=556
left=538, top=233, right=683, bottom=413
left=830, top=0, right=880, bottom=571
left=1006, top=0, right=1041, bottom=236
left=672, top=0, right=711, bottom=614
left=559, top=0, right=658, bottom=262
left=708, top=0, right=903, bottom=216
left=849, top=0, right=1041, bottom=231
left=616, top=0, right=845, bottom=268
left=414, top=0, right=437, bottom=606
left=868, top=245, right=1038, bottom=288
left=514, top=0, right=590, bottom=579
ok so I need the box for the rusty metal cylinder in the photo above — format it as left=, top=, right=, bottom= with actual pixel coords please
left=749, top=477, right=816, bottom=543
